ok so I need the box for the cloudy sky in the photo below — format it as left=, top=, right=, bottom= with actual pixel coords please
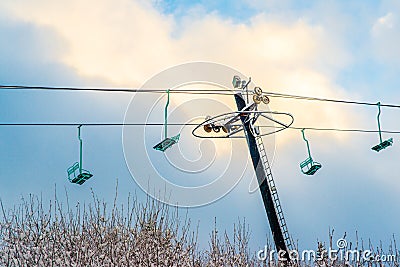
left=0, top=0, right=399, bottom=252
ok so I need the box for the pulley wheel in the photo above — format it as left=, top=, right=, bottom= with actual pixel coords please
left=254, top=87, right=263, bottom=95
left=253, top=94, right=262, bottom=104
left=262, top=95, right=270, bottom=105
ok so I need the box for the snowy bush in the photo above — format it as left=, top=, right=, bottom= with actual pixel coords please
left=0, top=191, right=398, bottom=266
left=0, top=191, right=262, bottom=266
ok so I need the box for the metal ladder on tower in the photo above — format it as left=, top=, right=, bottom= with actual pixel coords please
left=255, top=135, right=293, bottom=251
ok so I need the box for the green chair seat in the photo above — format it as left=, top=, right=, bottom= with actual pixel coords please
left=71, top=172, right=93, bottom=185
left=371, top=138, right=393, bottom=152
left=153, top=134, right=180, bottom=152
left=300, top=157, right=322, bottom=176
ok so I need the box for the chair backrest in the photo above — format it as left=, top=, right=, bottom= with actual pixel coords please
left=67, top=162, right=79, bottom=180
left=300, top=157, right=313, bottom=169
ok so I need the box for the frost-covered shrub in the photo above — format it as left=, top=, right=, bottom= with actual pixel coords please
left=0, top=191, right=398, bottom=267
left=0, top=191, right=201, bottom=266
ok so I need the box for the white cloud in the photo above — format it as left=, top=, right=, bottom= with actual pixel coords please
left=377, top=12, right=395, bottom=28
left=371, top=11, right=400, bottom=64
left=0, top=0, right=358, bottom=133
left=1, top=0, right=178, bottom=85
left=0, top=1, right=372, bottom=152
left=1, top=0, right=349, bottom=82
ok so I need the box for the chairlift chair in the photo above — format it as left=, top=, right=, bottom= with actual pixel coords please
left=67, top=162, right=93, bottom=185
left=371, top=102, right=393, bottom=152
left=371, top=138, right=393, bottom=152
left=300, top=129, right=322, bottom=175
left=153, top=134, right=180, bottom=152
left=300, top=157, right=321, bottom=176
left=153, top=89, right=180, bottom=152
left=67, top=125, right=93, bottom=185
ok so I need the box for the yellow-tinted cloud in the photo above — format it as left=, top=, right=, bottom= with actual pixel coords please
left=1, top=0, right=360, bottom=146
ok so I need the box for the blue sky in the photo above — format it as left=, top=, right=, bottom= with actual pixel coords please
left=0, top=0, right=399, bottom=253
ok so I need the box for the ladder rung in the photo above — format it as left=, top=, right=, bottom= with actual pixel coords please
left=258, top=135, right=291, bottom=250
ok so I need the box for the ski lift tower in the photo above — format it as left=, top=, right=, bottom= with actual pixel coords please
left=233, top=76, right=293, bottom=261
